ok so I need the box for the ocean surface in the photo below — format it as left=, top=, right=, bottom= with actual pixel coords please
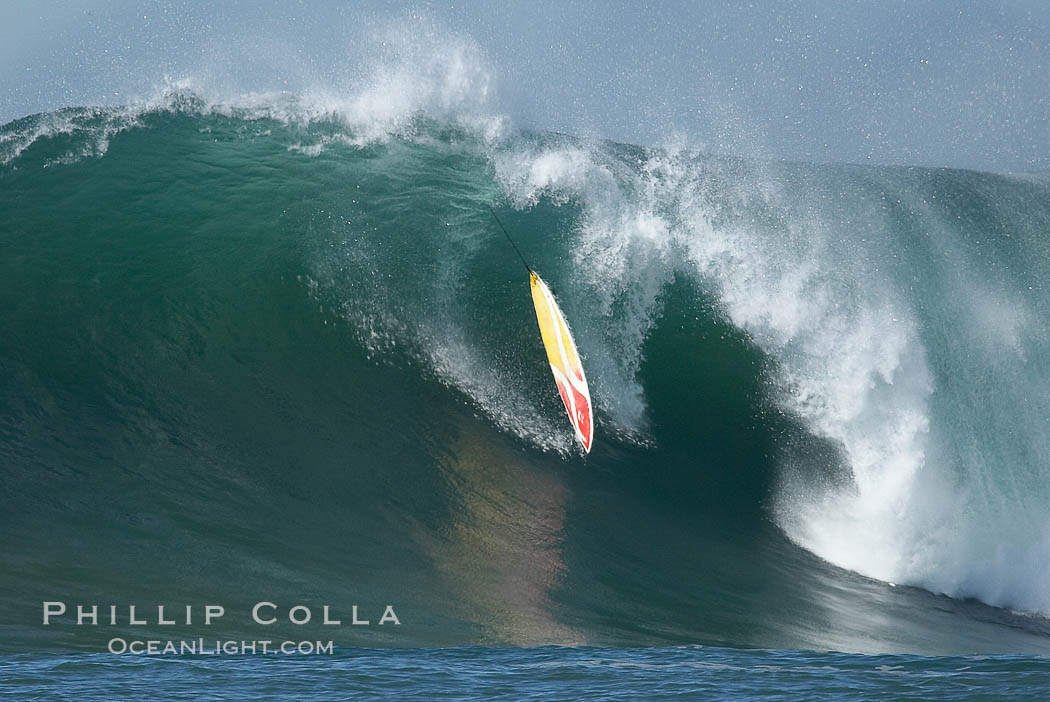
left=4, top=646, right=1050, bottom=701
left=2, top=86, right=1049, bottom=697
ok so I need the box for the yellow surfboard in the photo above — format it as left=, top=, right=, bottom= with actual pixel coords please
left=530, top=271, right=593, bottom=453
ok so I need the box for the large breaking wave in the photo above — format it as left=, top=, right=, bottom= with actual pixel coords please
left=2, top=31, right=1050, bottom=654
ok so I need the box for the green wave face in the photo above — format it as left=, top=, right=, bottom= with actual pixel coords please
left=2, top=98, right=1050, bottom=654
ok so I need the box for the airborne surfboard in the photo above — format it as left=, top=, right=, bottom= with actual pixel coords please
left=488, top=205, right=594, bottom=453
left=529, top=270, right=594, bottom=453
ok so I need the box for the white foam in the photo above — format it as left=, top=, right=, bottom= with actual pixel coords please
left=2, top=22, right=506, bottom=166
left=296, top=24, right=505, bottom=148
left=676, top=159, right=1050, bottom=618
left=0, top=105, right=144, bottom=166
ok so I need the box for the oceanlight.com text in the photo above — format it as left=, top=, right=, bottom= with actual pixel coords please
left=107, top=638, right=335, bottom=655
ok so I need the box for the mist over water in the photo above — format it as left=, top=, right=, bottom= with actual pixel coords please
left=3, top=1, right=1049, bottom=170
left=2, top=8, right=1050, bottom=657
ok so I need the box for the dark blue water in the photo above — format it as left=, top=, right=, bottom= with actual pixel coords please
left=3, top=647, right=1049, bottom=700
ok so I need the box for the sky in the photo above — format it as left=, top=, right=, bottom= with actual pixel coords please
left=1, top=0, right=1047, bottom=171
